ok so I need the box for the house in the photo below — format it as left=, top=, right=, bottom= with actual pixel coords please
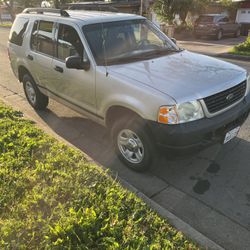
left=0, top=5, right=12, bottom=21
left=235, top=0, right=250, bottom=35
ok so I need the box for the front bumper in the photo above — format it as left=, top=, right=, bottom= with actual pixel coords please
left=147, top=94, right=250, bottom=152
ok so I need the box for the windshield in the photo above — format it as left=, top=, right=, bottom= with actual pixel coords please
left=82, top=19, right=180, bottom=65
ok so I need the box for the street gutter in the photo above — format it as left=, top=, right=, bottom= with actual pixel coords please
left=184, top=49, right=250, bottom=62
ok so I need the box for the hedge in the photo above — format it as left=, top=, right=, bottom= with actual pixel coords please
left=230, top=37, right=250, bottom=56
left=0, top=103, right=199, bottom=249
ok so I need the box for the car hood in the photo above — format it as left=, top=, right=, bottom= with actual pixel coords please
left=109, top=50, right=246, bottom=103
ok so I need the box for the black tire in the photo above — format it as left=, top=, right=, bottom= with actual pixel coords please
left=23, top=74, right=49, bottom=110
left=111, top=117, right=155, bottom=172
left=216, top=30, right=223, bottom=40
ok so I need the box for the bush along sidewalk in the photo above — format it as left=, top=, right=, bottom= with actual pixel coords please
left=229, top=36, right=250, bottom=57
left=0, top=103, right=199, bottom=249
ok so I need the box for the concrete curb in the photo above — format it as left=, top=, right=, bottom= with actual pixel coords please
left=118, top=177, right=224, bottom=250
left=216, top=53, right=250, bottom=62
left=188, top=50, right=250, bottom=62
left=0, top=25, right=11, bottom=29
left=0, top=84, right=225, bottom=250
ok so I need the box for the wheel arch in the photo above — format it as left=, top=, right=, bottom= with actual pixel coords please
left=18, top=65, right=32, bottom=83
left=105, top=105, right=144, bottom=130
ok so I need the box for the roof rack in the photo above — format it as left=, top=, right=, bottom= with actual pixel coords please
left=22, top=8, right=70, bottom=17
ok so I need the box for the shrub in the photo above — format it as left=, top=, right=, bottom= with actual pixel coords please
left=0, top=103, right=198, bottom=249
left=230, top=37, right=250, bottom=56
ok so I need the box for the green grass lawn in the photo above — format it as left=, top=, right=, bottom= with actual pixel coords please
left=229, top=37, right=250, bottom=57
left=0, top=22, right=12, bottom=28
left=0, top=103, right=199, bottom=249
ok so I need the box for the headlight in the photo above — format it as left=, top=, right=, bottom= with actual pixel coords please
left=158, top=100, right=204, bottom=125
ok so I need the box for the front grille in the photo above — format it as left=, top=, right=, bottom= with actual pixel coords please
left=203, top=81, right=247, bottom=113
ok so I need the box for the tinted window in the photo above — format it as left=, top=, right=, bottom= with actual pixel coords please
left=219, top=17, right=229, bottom=22
left=31, top=21, right=54, bottom=56
left=56, top=24, right=83, bottom=61
left=9, top=17, right=29, bottom=46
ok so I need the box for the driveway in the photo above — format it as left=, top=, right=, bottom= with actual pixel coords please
left=1, top=28, right=250, bottom=249
left=177, top=36, right=247, bottom=56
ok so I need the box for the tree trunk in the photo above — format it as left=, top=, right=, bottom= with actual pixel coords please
left=3, top=0, right=15, bottom=22
left=54, top=0, right=60, bottom=9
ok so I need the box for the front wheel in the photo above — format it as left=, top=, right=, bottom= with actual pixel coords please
left=216, top=30, right=223, bottom=40
left=234, top=28, right=241, bottom=38
left=111, top=118, right=155, bottom=172
left=23, top=74, right=49, bottom=110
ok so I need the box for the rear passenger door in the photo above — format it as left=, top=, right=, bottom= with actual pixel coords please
left=29, top=19, right=55, bottom=89
left=50, top=22, right=96, bottom=115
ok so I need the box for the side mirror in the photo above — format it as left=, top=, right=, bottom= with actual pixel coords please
left=170, top=37, right=177, bottom=44
left=65, top=56, right=90, bottom=71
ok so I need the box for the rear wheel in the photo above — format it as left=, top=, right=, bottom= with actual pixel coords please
left=23, top=74, right=48, bottom=110
left=111, top=117, right=155, bottom=172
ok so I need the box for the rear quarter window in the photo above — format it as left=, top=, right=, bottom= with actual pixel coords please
left=9, top=17, right=29, bottom=46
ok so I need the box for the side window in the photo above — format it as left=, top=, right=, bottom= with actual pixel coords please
left=31, top=20, right=54, bottom=57
left=56, top=24, right=83, bottom=61
left=219, top=17, right=229, bottom=22
left=223, top=17, right=229, bottom=22
left=9, top=17, right=29, bottom=46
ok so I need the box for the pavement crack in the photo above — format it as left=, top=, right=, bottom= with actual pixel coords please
left=149, top=185, right=169, bottom=199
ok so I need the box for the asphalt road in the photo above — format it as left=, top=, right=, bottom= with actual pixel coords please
left=1, top=28, right=250, bottom=249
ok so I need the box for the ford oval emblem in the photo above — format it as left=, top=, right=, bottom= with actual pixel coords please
left=226, top=93, right=234, bottom=101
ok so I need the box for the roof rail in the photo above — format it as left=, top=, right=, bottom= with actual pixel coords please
left=22, top=8, right=70, bottom=17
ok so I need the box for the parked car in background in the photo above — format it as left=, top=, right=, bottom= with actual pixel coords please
left=194, top=14, right=241, bottom=40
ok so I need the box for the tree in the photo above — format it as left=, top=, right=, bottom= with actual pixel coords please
left=220, top=0, right=239, bottom=18
left=0, top=0, right=42, bottom=21
left=153, top=0, right=211, bottom=25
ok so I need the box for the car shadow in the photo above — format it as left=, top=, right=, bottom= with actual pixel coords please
left=36, top=104, right=250, bottom=230
left=35, top=105, right=220, bottom=194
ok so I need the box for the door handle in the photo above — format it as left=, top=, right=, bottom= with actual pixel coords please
left=27, top=54, right=33, bottom=61
left=54, top=66, right=63, bottom=73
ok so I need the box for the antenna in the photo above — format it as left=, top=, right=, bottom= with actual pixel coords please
left=101, top=23, right=109, bottom=77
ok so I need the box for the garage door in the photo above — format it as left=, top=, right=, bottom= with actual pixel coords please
left=236, top=8, right=250, bottom=23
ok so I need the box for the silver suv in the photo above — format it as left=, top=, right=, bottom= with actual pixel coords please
left=8, top=8, right=250, bottom=171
